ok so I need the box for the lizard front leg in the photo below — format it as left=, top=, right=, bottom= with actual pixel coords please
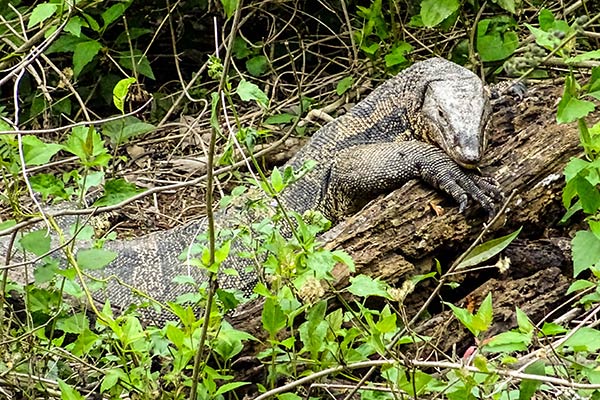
left=320, top=140, right=502, bottom=222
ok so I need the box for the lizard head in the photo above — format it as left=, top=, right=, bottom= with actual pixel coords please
left=419, top=71, right=491, bottom=169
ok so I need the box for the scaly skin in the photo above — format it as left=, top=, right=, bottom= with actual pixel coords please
left=3, top=58, right=502, bottom=324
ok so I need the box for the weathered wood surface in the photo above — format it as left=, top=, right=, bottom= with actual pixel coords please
left=231, top=84, right=590, bottom=356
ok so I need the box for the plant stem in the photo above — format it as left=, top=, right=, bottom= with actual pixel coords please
left=189, top=3, right=243, bottom=399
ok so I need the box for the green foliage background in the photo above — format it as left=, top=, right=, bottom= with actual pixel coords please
left=1, top=0, right=600, bottom=399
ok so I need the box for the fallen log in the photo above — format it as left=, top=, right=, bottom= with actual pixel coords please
left=231, top=84, right=590, bottom=357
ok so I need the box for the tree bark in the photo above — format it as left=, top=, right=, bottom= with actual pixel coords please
left=231, top=84, right=591, bottom=357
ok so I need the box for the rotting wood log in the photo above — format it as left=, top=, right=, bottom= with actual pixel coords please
left=230, top=84, right=593, bottom=358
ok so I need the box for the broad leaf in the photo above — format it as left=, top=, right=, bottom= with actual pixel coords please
left=65, top=16, right=87, bottom=37
left=19, top=229, right=51, bottom=256
left=102, top=116, right=154, bottom=146
left=457, top=227, right=521, bottom=269
left=101, top=2, right=130, bottom=28
left=572, top=230, right=600, bottom=276
left=347, top=274, right=391, bottom=299
left=58, top=379, right=85, bottom=400
left=384, top=42, right=413, bottom=67
left=93, top=178, right=144, bottom=206
left=77, top=249, right=117, bottom=270
left=73, top=40, right=103, bottom=78
left=557, top=95, right=595, bottom=123
left=22, top=135, right=62, bottom=166
left=420, top=0, right=460, bottom=28
left=112, top=77, right=136, bottom=113
left=477, top=30, right=519, bottom=61
left=116, top=50, right=155, bottom=80
left=30, top=173, right=68, bottom=201
left=561, top=327, right=600, bottom=352
left=336, top=76, right=353, bottom=96
left=236, top=79, right=269, bottom=107
left=483, top=331, right=531, bottom=353
left=519, top=361, right=545, bottom=400
left=220, top=0, right=239, bottom=19
left=495, top=0, right=517, bottom=14
left=28, top=3, right=58, bottom=28
left=246, top=55, right=268, bottom=76
left=262, top=297, right=286, bottom=335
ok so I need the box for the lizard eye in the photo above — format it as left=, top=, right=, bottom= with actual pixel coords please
left=437, top=108, right=446, bottom=121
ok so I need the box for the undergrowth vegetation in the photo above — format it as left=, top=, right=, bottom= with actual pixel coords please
left=1, top=0, right=600, bottom=398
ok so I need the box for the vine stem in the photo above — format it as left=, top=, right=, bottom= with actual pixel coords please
left=189, top=3, right=244, bottom=399
left=255, top=357, right=600, bottom=400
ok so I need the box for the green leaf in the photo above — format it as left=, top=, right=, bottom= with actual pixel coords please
left=270, top=167, right=284, bottom=193
left=56, top=313, right=88, bottom=334
left=457, top=227, right=521, bottom=269
left=215, top=382, right=250, bottom=396
left=557, top=96, right=595, bottom=123
left=112, top=77, right=136, bottom=113
left=93, top=178, right=145, bottom=206
left=69, top=328, right=99, bottom=357
left=102, top=116, right=154, bottom=146
left=446, top=296, right=493, bottom=338
left=572, top=230, right=600, bottom=276
left=526, top=24, right=561, bottom=51
left=484, top=331, right=531, bottom=353
left=27, top=3, right=58, bottom=28
left=264, top=113, right=296, bottom=124
left=477, top=23, right=519, bottom=61
left=215, top=240, right=231, bottom=264
left=100, top=368, right=126, bottom=393
left=277, top=394, right=302, bottom=400
left=336, top=76, right=354, bottom=96
left=299, top=301, right=327, bottom=358
left=360, top=42, right=379, bottom=55
left=347, top=274, right=391, bottom=299
left=34, top=260, right=60, bottom=284
left=516, top=307, right=534, bottom=334
left=58, top=379, right=84, bottom=400
left=384, top=42, right=413, bottom=67
left=19, top=229, right=51, bottom=256
left=420, top=0, right=460, bottom=28
left=232, top=36, right=252, bottom=59
left=220, top=0, right=239, bottom=19
left=22, top=135, right=62, bottom=166
left=567, top=175, right=600, bottom=214
left=81, top=13, right=101, bottom=32
left=475, top=292, right=493, bottom=329
left=332, top=250, right=355, bottom=272
left=166, top=324, right=185, bottom=348
left=101, top=2, right=130, bottom=28
left=561, top=327, right=600, bottom=352
left=539, top=322, right=567, bottom=336
left=519, top=360, right=545, bottom=400
left=494, top=0, right=517, bottom=14
left=76, top=249, right=117, bottom=270
left=214, top=321, right=254, bottom=360
left=73, top=40, right=103, bottom=78
left=246, top=55, right=268, bottom=76
left=62, top=126, right=111, bottom=168
left=116, top=50, right=155, bottom=80
left=566, top=279, right=596, bottom=294
left=538, top=8, right=555, bottom=31
left=262, top=297, right=286, bottom=336
left=236, top=79, right=269, bottom=107
left=65, top=16, right=86, bottom=37
left=47, top=34, right=87, bottom=54
left=566, top=50, right=600, bottom=64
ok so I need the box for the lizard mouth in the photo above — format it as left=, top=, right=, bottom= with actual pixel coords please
left=456, top=159, right=479, bottom=169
